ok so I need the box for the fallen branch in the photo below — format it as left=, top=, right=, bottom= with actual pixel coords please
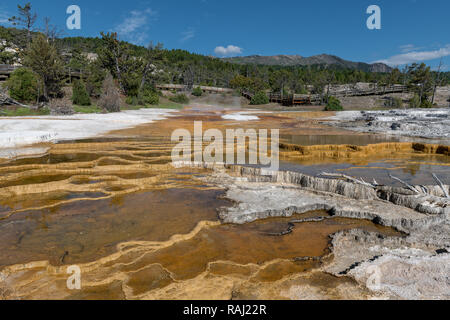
left=0, top=93, right=31, bottom=108
left=432, top=173, right=449, bottom=198
left=388, top=174, right=420, bottom=194
left=418, top=185, right=429, bottom=194
left=319, top=172, right=376, bottom=188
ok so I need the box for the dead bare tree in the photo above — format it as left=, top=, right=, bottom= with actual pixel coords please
left=431, top=58, right=443, bottom=105
left=183, top=65, right=195, bottom=90
left=388, top=173, right=420, bottom=194
left=98, top=73, right=121, bottom=112
left=42, top=17, right=64, bottom=43
left=318, top=172, right=376, bottom=188
left=9, top=3, right=37, bottom=43
left=432, top=173, right=449, bottom=198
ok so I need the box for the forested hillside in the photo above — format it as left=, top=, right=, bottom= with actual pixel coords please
left=223, top=54, right=392, bottom=73
left=1, top=22, right=449, bottom=110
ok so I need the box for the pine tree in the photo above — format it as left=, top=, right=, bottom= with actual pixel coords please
left=6, top=68, right=39, bottom=102
left=72, top=80, right=91, bottom=106
left=407, top=63, right=433, bottom=107
left=23, top=34, right=63, bottom=100
left=8, top=3, right=37, bottom=43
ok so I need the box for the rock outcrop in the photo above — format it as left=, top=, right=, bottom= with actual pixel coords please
left=325, top=229, right=450, bottom=300
left=326, top=109, right=450, bottom=140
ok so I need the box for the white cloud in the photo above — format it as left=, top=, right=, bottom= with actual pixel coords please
left=0, top=11, right=11, bottom=25
left=180, top=28, right=195, bottom=42
left=399, top=44, right=424, bottom=53
left=375, top=45, right=450, bottom=66
left=114, top=8, right=157, bottom=44
left=214, top=45, right=243, bottom=57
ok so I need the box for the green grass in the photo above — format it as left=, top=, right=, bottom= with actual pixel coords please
left=121, top=104, right=145, bottom=111
left=0, top=107, right=50, bottom=117
left=73, top=105, right=103, bottom=114
left=152, top=102, right=183, bottom=109
left=122, top=102, right=183, bottom=110
left=1, top=101, right=183, bottom=117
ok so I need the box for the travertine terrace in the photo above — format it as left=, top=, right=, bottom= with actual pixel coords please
left=0, top=107, right=449, bottom=300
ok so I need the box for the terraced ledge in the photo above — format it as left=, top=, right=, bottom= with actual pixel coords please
left=171, top=161, right=450, bottom=299
left=173, top=161, right=449, bottom=230
left=325, top=229, right=450, bottom=300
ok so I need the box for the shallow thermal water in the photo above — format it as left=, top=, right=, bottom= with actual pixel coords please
left=279, top=134, right=450, bottom=185
left=281, top=133, right=407, bottom=146
left=279, top=157, right=450, bottom=186
left=281, top=133, right=450, bottom=146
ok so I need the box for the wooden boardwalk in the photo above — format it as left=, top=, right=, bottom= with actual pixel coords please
left=268, top=93, right=313, bottom=106
left=0, top=64, right=17, bottom=81
left=251, top=84, right=408, bottom=106
left=331, top=84, right=407, bottom=98
left=243, top=92, right=313, bottom=106
left=156, top=84, right=234, bottom=94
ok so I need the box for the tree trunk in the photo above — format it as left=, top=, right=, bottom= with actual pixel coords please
left=115, top=57, right=125, bottom=94
left=43, top=80, right=48, bottom=101
left=419, top=83, right=424, bottom=105
left=431, top=84, right=438, bottom=105
left=140, top=63, right=151, bottom=91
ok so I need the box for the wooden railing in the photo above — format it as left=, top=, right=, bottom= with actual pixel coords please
left=330, top=85, right=407, bottom=97
left=156, top=84, right=234, bottom=94
left=0, top=64, right=17, bottom=74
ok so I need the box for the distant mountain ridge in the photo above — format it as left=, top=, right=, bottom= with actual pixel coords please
left=223, top=54, right=392, bottom=73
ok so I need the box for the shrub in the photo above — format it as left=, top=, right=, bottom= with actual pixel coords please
left=125, top=96, right=139, bottom=106
left=85, top=62, right=106, bottom=98
left=409, top=94, right=421, bottom=108
left=98, top=73, right=121, bottom=112
left=125, top=95, right=140, bottom=106
left=384, top=97, right=403, bottom=108
left=48, top=99, right=74, bottom=115
left=169, top=94, right=189, bottom=104
left=324, top=96, right=343, bottom=111
left=71, top=80, right=91, bottom=106
left=140, top=88, right=159, bottom=105
left=408, top=95, right=433, bottom=108
left=192, top=87, right=203, bottom=97
left=250, top=91, right=269, bottom=105
left=420, top=99, right=433, bottom=108
left=6, top=68, right=39, bottom=102
left=126, top=88, right=160, bottom=106
left=393, top=97, right=403, bottom=108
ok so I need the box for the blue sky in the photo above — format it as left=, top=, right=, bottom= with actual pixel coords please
left=1, top=0, right=449, bottom=69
